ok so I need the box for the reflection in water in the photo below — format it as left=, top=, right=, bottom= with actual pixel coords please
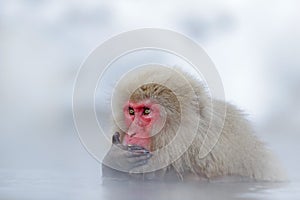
left=102, top=178, right=286, bottom=200
left=0, top=169, right=289, bottom=200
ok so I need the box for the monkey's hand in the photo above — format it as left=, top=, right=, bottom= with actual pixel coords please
left=102, top=132, right=152, bottom=176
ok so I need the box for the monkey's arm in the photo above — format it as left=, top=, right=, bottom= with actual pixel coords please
left=102, top=132, right=152, bottom=179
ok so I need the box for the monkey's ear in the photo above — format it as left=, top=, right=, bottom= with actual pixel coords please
left=112, top=132, right=121, bottom=144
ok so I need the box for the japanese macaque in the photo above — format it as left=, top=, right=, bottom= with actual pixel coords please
left=102, top=66, right=285, bottom=181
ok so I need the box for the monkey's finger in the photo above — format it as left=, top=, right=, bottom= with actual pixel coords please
left=128, top=144, right=147, bottom=150
left=125, top=150, right=151, bottom=157
left=128, top=145, right=149, bottom=152
left=129, top=150, right=151, bottom=156
left=112, top=132, right=121, bottom=144
left=131, top=159, right=149, bottom=169
left=128, top=155, right=150, bottom=163
left=128, top=154, right=152, bottom=162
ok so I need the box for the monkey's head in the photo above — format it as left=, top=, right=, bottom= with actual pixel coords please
left=112, top=66, right=204, bottom=159
left=123, top=83, right=181, bottom=151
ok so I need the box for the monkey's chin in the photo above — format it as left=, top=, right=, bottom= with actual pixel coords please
left=124, top=134, right=150, bottom=151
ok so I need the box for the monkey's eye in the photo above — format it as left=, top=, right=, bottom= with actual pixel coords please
left=128, top=107, right=135, bottom=115
left=143, top=107, right=151, bottom=115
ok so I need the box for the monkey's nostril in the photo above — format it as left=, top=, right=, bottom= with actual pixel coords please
left=130, top=133, right=136, bottom=137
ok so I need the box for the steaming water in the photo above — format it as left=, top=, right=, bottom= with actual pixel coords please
left=0, top=134, right=299, bottom=200
left=0, top=170, right=299, bottom=200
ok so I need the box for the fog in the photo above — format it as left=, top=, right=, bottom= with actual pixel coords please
left=1, top=0, right=300, bottom=199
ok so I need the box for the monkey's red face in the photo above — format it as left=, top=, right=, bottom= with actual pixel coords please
left=123, top=99, right=162, bottom=150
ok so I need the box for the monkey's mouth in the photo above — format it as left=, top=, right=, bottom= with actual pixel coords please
left=124, top=134, right=151, bottom=151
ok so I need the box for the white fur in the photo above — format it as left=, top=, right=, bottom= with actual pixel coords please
left=111, top=65, right=286, bottom=181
